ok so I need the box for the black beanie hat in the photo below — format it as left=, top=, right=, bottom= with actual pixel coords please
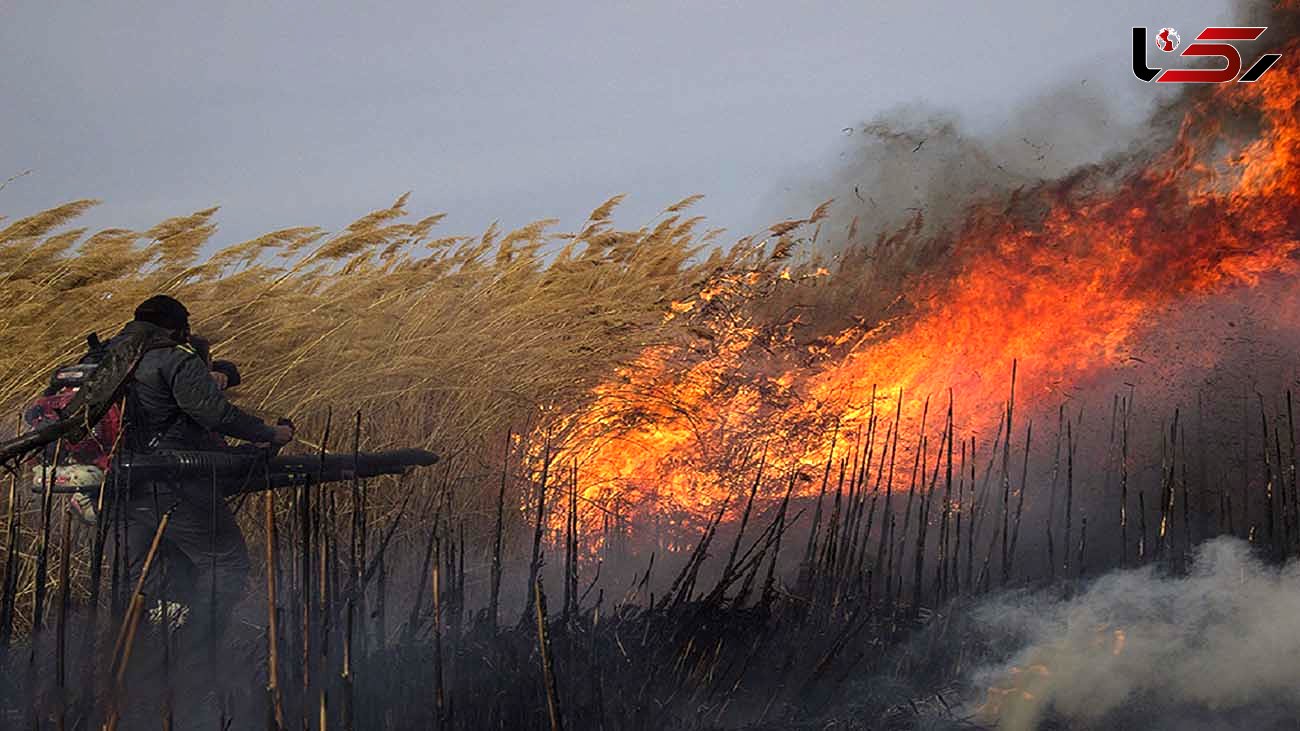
left=133, top=295, right=190, bottom=332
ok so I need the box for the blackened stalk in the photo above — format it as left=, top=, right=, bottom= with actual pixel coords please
left=936, top=393, right=954, bottom=601
left=1157, top=410, right=1180, bottom=562
left=1183, top=425, right=1193, bottom=569
left=55, top=507, right=73, bottom=729
left=675, top=500, right=728, bottom=607
left=489, top=430, right=509, bottom=633
left=1064, top=421, right=1074, bottom=575
left=1289, top=391, right=1299, bottom=557
left=950, top=438, right=965, bottom=596
left=310, top=405, right=335, bottom=697
left=1119, top=397, right=1130, bottom=566
left=33, top=440, right=62, bottom=636
left=341, top=578, right=354, bottom=731
left=965, top=436, right=976, bottom=594
left=1138, top=489, right=1148, bottom=564
left=872, top=392, right=902, bottom=601
left=1259, top=396, right=1277, bottom=558
left=844, top=402, right=879, bottom=594
left=1077, top=515, right=1088, bottom=577
left=715, top=451, right=765, bottom=604
left=1242, top=390, right=1253, bottom=545
left=1275, top=420, right=1290, bottom=558
left=298, top=479, right=314, bottom=697
left=0, top=472, right=19, bottom=648
left=912, top=421, right=944, bottom=613
left=852, top=419, right=890, bottom=595
left=802, top=431, right=837, bottom=591
left=1000, top=361, right=1017, bottom=585
left=349, top=411, right=361, bottom=596
left=760, top=473, right=797, bottom=608
left=264, top=488, right=285, bottom=730
left=835, top=428, right=864, bottom=594
left=895, top=397, right=930, bottom=601
left=535, top=578, right=564, bottom=731
left=564, top=461, right=579, bottom=619
left=524, top=442, right=552, bottom=622
left=1005, top=420, right=1032, bottom=584
left=404, top=526, right=437, bottom=643
left=432, top=535, right=445, bottom=729
left=817, top=459, right=845, bottom=606
left=1046, top=405, right=1063, bottom=581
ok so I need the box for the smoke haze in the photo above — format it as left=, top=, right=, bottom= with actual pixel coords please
left=971, top=537, right=1300, bottom=729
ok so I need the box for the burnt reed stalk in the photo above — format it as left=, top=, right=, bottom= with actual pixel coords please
left=534, top=578, right=564, bottom=731
left=562, top=462, right=577, bottom=619
left=33, top=440, right=62, bottom=637
left=1064, top=421, right=1074, bottom=575
left=845, top=402, right=878, bottom=598
left=969, top=417, right=1005, bottom=593
left=873, top=394, right=901, bottom=603
left=817, top=459, right=844, bottom=608
left=1006, top=421, right=1032, bottom=584
left=965, top=435, right=977, bottom=594
left=835, top=428, right=863, bottom=598
left=1284, top=390, right=1294, bottom=554
left=895, top=397, right=929, bottom=605
left=1260, top=397, right=1278, bottom=558
left=1046, top=407, right=1062, bottom=581
left=55, top=507, right=72, bottom=729
left=524, top=443, right=552, bottom=623
left=1119, top=396, right=1130, bottom=566
left=1000, top=361, right=1016, bottom=586
left=1138, top=490, right=1148, bottom=563
left=432, top=535, right=446, bottom=728
left=489, top=431, right=509, bottom=633
left=1157, top=410, right=1180, bottom=561
left=404, top=524, right=437, bottom=643
left=936, top=396, right=953, bottom=601
left=264, top=486, right=285, bottom=730
left=802, top=432, right=835, bottom=591
left=1183, top=426, right=1193, bottom=569
left=0, top=473, right=20, bottom=648
left=853, top=421, right=889, bottom=598
left=911, top=421, right=943, bottom=613
left=948, top=438, right=965, bottom=597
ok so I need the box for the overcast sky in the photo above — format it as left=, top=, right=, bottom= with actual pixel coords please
left=1, top=0, right=1237, bottom=248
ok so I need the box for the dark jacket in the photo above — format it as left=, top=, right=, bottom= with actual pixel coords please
left=116, top=322, right=276, bottom=450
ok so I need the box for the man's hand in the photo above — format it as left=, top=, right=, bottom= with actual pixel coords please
left=69, top=493, right=98, bottom=526
left=209, top=370, right=229, bottom=390
left=270, top=423, right=295, bottom=446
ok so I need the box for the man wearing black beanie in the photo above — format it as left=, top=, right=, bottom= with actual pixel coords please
left=113, top=294, right=293, bottom=687
left=132, top=294, right=191, bottom=335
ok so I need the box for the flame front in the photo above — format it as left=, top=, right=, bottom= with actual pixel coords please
left=552, top=44, right=1300, bottom=541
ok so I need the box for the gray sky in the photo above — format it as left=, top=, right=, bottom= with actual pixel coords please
left=1, top=0, right=1236, bottom=248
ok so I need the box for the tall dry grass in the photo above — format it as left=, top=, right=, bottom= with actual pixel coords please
left=0, top=194, right=768, bottom=451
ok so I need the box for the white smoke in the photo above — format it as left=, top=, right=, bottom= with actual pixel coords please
left=969, top=537, right=1300, bottom=730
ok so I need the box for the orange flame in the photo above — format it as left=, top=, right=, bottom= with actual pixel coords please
left=552, top=45, right=1300, bottom=541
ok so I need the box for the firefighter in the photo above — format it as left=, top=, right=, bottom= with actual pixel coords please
left=118, top=295, right=293, bottom=651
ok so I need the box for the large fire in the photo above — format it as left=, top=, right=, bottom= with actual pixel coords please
left=550, top=38, right=1300, bottom=542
